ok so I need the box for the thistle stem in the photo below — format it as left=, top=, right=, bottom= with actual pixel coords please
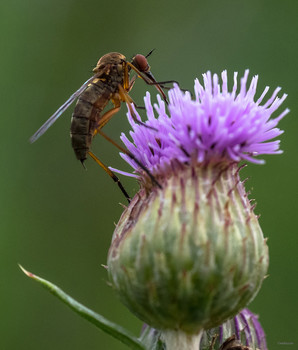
left=160, top=329, right=203, bottom=350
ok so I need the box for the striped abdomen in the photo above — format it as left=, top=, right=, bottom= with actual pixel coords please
left=70, top=81, right=113, bottom=162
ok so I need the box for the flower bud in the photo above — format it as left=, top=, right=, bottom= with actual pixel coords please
left=108, top=162, right=268, bottom=333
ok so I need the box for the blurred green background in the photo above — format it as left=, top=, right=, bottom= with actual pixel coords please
left=2, top=0, right=297, bottom=349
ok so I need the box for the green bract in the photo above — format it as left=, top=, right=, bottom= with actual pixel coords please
left=108, top=163, right=268, bottom=334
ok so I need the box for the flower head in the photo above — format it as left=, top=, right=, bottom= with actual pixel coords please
left=107, top=70, right=287, bottom=347
left=121, top=70, right=288, bottom=181
left=141, top=308, right=267, bottom=350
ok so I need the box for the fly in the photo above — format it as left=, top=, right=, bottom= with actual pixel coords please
left=30, top=51, right=178, bottom=202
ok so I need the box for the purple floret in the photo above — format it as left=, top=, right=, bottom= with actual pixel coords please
left=240, top=308, right=267, bottom=350
left=217, top=308, right=267, bottom=350
left=120, top=70, right=288, bottom=176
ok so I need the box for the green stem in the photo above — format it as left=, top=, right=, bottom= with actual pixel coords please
left=19, top=265, right=145, bottom=350
left=160, top=329, right=203, bottom=350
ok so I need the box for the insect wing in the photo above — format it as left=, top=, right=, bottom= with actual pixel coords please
left=30, top=75, right=96, bottom=143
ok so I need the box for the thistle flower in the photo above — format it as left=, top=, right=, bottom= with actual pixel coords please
left=120, top=70, right=288, bottom=177
left=141, top=308, right=267, bottom=350
left=200, top=308, right=267, bottom=350
left=107, top=70, right=288, bottom=349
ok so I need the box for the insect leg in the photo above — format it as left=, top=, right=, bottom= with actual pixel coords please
left=126, top=62, right=190, bottom=98
left=91, top=98, right=161, bottom=190
left=91, top=97, right=145, bottom=137
left=208, top=334, right=218, bottom=350
left=123, top=60, right=130, bottom=91
left=133, top=104, right=145, bottom=110
left=125, top=62, right=168, bottom=103
left=145, top=80, right=179, bottom=89
left=128, top=75, right=137, bottom=91
left=88, top=151, right=131, bottom=203
left=120, top=77, right=145, bottom=109
left=124, top=62, right=137, bottom=92
left=144, top=79, right=190, bottom=94
left=118, top=85, right=157, bottom=131
left=120, top=87, right=145, bottom=110
left=88, top=102, right=132, bottom=201
left=97, top=130, right=162, bottom=189
left=93, top=105, right=121, bottom=133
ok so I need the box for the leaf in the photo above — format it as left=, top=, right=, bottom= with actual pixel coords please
left=19, top=265, right=145, bottom=350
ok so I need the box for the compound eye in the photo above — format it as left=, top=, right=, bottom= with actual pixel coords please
left=133, top=54, right=149, bottom=72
